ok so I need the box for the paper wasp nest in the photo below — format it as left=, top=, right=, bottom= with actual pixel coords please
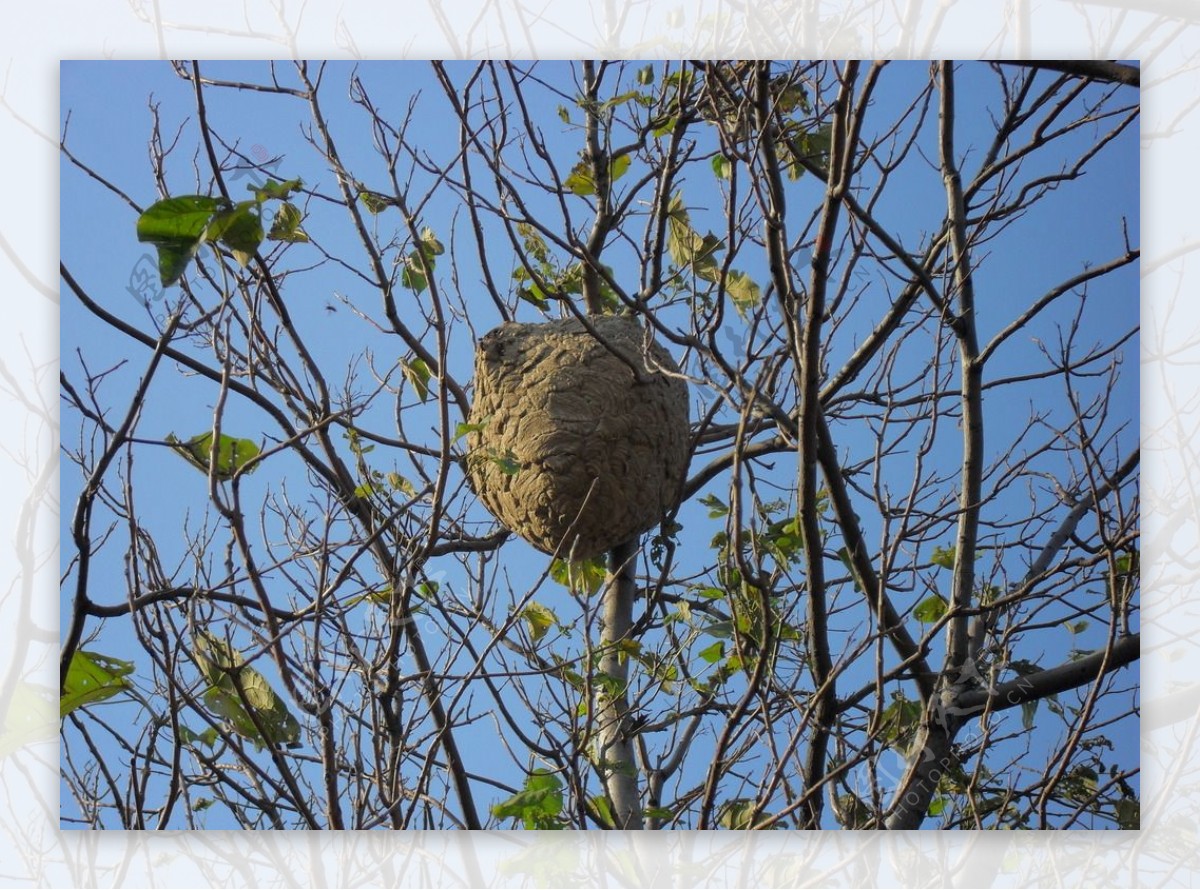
left=467, top=316, right=690, bottom=560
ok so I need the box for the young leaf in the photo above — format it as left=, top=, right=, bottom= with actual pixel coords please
left=178, top=725, right=220, bottom=749
left=357, top=190, right=392, bottom=214
left=491, top=768, right=564, bottom=829
left=266, top=201, right=309, bottom=243
left=205, top=201, right=264, bottom=267
left=386, top=471, right=416, bottom=496
left=873, top=694, right=923, bottom=754
left=564, top=153, right=632, bottom=196
left=492, top=450, right=522, bottom=475
left=726, top=269, right=761, bottom=316
left=930, top=544, right=956, bottom=570
left=565, top=160, right=597, bottom=197
left=588, top=795, right=616, bottom=828
left=517, top=285, right=552, bottom=311
left=136, top=195, right=226, bottom=287
left=167, top=432, right=261, bottom=480
left=192, top=631, right=301, bottom=750
left=521, top=602, right=559, bottom=643
left=249, top=177, right=302, bottom=202
left=711, top=155, right=732, bottom=179
left=666, top=193, right=723, bottom=282
left=699, top=492, right=728, bottom=518
left=418, top=226, right=445, bottom=258
left=652, top=116, right=679, bottom=138
left=401, top=357, right=432, bottom=402
left=454, top=419, right=488, bottom=441
left=401, top=257, right=429, bottom=293
left=697, top=640, right=725, bottom=664
left=60, top=650, right=135, bottom=717
left=549, top=556, right=607, bottom=595
left=914, top=594, right=948, bottom=624
left=718, top=798, right=759, bottom=830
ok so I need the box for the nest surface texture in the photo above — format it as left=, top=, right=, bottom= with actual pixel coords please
left=467, top=316, right=690, bottom=560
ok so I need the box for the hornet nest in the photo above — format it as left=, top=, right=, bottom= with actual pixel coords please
left=466, top=315, right=690, bottom=560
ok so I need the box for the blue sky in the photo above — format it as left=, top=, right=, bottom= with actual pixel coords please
left=60, top=60, right=1140, bottom=830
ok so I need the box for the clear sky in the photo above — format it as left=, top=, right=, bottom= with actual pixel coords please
left=60, top=59, right=1140, bottom=831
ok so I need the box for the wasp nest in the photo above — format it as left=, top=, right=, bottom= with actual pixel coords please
left=467, top=316, right=690, bottom=560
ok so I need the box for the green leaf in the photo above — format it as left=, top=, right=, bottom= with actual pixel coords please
left=704, top=620, right=734, bottom=639
left=697, top=640, right=725, bottom=664
left=914, top=594, right=948, bottom=624
left=808, top=123, right=833, bottom=161
left=178, top=725, right=220, bottom=749
left=491, top=768, right=564, bottom=829
left=718, top=798, right=759, bottom=830
left=491, top=449, right=522, bottom=475
left=136, top=195, right=226, bottom=287
left=386, top=472, right=415, bottom=496
left=249, top=177, right=302, bottom=202
left=564, top=153, right=632, bottom=196
left=400, top=228, right=443, bottom=294
left=357, top=190, right=392, bottom=214
left=565, top=161, right=596, bottom=196
left=838, top=793, right=872, bottom=828
left=874, top=694, right=922, bottom=754
left=931, top=544, right=956, bottom=570
left=521, top=602, right=559, bottom=643
left=711, top=155, right=732, bottom=179
left=401, top=356, right=432, bottom=402
left=761, top=516, right=803, bottom=564
left=418, top=226, right=445, bottom=257
left=205, top=201, right=264, bottom=267
left=401, top=260, right=428, bottom=293
left=454, top=419, right=488, bottom=441
left=652, top=116, right=678, bottom=138
left=599, top=90, right=653, bottom=112
left=726, top=269, right=761, bottom=316
left=266, top=201, right=309, bottom=243
left=517, top=285, right=552, bottom=310
left=516, top=221, right=551, bottom=264
left=666, top=193, right=723, bottom=282
left=167, top=431, right=261, bottom=480
left=549, top=556, right=607, bottom=596
left=610, top=152, right=632, bottom=184
left=60, top=650, right=134, bottom=717
left=192, top=631, right=301, bottom=750
left=614, top=639, right=642, bottom=664
left=699, top=492, right=728, bottom=518
left=587, top=794, right=616, bottom=828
